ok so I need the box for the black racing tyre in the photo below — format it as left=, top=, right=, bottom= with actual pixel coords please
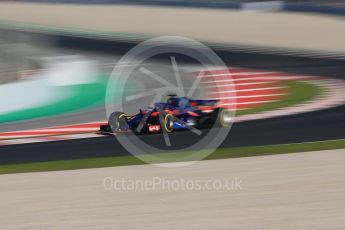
left=161, top=113, right=174, bottom=133
left=214, top=108, right=233, bottom=128
left=108, top=112, right=127, bottom=131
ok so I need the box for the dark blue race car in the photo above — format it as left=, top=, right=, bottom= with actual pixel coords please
left=100, top=95, right=232, bottom=134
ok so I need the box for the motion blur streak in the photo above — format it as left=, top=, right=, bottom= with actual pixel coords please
left=0, top=1, right=345, bottom=229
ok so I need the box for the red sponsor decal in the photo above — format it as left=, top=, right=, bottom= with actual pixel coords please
left=197, top=106, right=214, bottom=111
left=187, top=111, right=200, bottom=116
left=149, top=125, right=161, bottom=132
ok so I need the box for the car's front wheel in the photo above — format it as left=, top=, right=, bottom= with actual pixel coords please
left=109, top=112, right=128, bottom=132
left=161, top=113, right=174, bottom=133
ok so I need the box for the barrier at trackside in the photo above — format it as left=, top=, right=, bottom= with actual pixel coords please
left=284, top=3, right=345, bottom=16
left=23, top=0, right=345, bottom=16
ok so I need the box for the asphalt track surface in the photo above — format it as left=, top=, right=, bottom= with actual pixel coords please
left=0, top=52, right=344, bottom=164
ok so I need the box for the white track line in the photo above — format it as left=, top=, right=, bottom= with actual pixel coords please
left=0, top=133, right=104, bottom=145
left=208, top=87, right=286, bottom=94
left=221, top=100, right=279, bottom=106
left=24, top=128, right=100, bottom=132
left=202, top=81, right=275, bottom=88
left=0, top=134, right=45, bottom=140
left=202, top=71, right=276, bottom=77
left=209, top=93, right=287, bottom=100
left=201, top=76, right=311, bottom=84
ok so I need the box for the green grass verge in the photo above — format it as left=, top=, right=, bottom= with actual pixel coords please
left=237, top=80, right=322, bottom=116
left=0, top=81, right=106, bottom=123
left=0, top=75, right=128, bottom=123
left=1, top=139, right=344, bottom=175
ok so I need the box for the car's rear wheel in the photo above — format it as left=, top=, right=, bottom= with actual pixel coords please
left=109, top=112, right=128, bottom=132
left=215, top=108, right=233, bottom=128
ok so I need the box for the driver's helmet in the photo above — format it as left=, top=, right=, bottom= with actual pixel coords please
left=167, top=97, right=178, bottom=106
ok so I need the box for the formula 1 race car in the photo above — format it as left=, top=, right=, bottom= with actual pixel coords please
left=100, top=95, right=232, bottom=134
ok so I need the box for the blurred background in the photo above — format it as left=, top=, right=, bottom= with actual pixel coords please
left=0, top=0, right=343, bottom=140
left=0, top=0, right=344, bottom=128
left=1, top=2, right=345, bottom=229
